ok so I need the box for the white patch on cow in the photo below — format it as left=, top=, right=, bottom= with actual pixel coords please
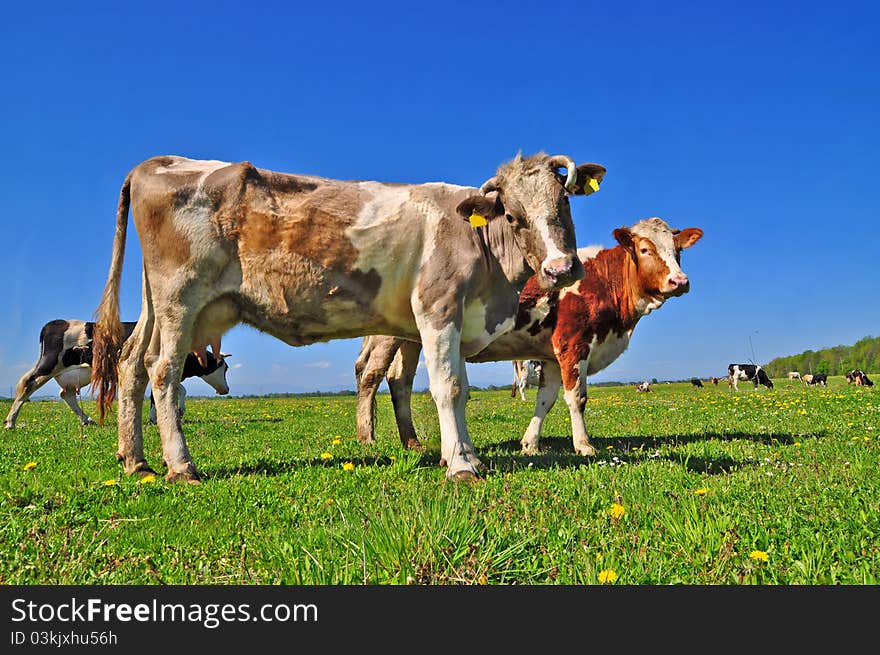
left=352, top=184, right=412, bottom=229
left=155, top=158, right=230, bottom=178
left=199, top=362, right=230, bottom=394
left=534, top=215, right=569, bottom=265
left=61, top=320, right=89, bottom=351
left=529, top=295, right=552, bottom=322
left=55, top=366, right=92, bottom=392
left=587, top=331, right=633, bottom=375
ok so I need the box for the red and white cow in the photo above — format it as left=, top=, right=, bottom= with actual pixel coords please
left=4, top=319, right=230, bottom=429
left=355, top=217, right=703, bottom=454
left=92, top=153, right=605, bottom=482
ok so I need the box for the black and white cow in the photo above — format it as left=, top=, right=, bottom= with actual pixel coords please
left=846, top=369, right=873, bottom=387
left=727, top=363, right=774, bottom=390
left=4, top=319, right=230, bottom=429
left=805, top=373, right=827, bottom=386
left=690, top=378, right=704, bottom=388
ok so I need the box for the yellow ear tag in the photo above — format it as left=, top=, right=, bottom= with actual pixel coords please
left=469, top=211, right=488, bottom=228
left=583, top=177, right=600, bottom=195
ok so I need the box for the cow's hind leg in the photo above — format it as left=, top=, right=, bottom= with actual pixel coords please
left=387, top=340, right=422, bottom=450
left=149, top=325, right=201, bottom=484
left=355, top=336, right=401, bottom=444
left=4, top=371, right=54, bottom=429
left=116, top=312, right=155, bottom=477
left=521, top=359, right=561, bottom=454
left=59, top=386, right=96, bottom=426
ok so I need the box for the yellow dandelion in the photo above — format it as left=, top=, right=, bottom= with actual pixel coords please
left=326, top=498, right=334, bottom=505
left=694, top=488, right=708, bottom=496
left=102, top=479, right=117, bottom=487
left=794, top=441, right=802, bottom=447
left=23, top=461, right=37, bottom=471
left=609, top=503, right=625, bottom=519
left=389, top=455, right=397, bottom=462
left=332, top=438, right=342, bottom=445
left=598, top=569, right=618, bottom=584
left=749, top=550, right=769, bottom=562
left=595, top=552, right=603, bottom=561
left=139, top=474, right=157, bottom=484
left=342, top=462, right=355, bottom=472
left=605, top=446, right=614, bottom=451
left=320, top=452, right=333, bottom=460
left=478, top=574, right=488, bottom=585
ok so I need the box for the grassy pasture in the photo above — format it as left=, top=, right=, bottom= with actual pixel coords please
left=1, top=376, right=877, bottom=585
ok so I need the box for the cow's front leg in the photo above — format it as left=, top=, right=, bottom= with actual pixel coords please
left=560, top=357, right=596, bottom=456
left=521, top=359, right=561, bottom=454
left=416, top=320, right=480, bottom=481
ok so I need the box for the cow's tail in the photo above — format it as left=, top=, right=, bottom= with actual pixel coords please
left=91, top=171, right=133, bottom=425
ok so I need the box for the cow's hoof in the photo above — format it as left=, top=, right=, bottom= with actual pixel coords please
left=575, top=444, right=597, bottom=457
left=446, top=469, right=480, bottom=484
left=3, top=423, right=14, bottom=430
left=135, top=467, right=158, bottom=479
left=403, top=438, right=424, bottom=451
left=83, top=418, right=97, bottom=426
left=166, top=469, right=202, bottom=485
left=521, top=444, right=539, bottom=456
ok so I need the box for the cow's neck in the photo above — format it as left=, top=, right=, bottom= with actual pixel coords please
left=483, top=218, right=534, bottom=288
left=594, top=246, right=664, bottom=332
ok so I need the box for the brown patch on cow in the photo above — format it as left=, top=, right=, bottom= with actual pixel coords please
left=204, top=163, right=386, bottom=332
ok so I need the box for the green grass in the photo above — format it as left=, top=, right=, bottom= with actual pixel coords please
left=1, top=376, right=878, bottom=585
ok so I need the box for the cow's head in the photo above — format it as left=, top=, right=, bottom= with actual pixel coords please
left=613, top=217, right=703, bottom=299
left=200, top=352, right=231, bottom=395
left=456, top=153, right=606, bottom=290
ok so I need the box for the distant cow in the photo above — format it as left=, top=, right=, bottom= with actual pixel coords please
left=355, top=217, right=703, bottom=455
left=636, top=381, right=652, bottom=392
left=511, top=360, right=543, bottom=400
left=709, top=376, right=720, bottom=385
left=728, top=364, right=774, bottom=390
left=690, top=378, right=704, bottom=388
left=4, top=320, right=230, bottom=429
left=788, top=371, right=803, bottom=383
left=806, top=373, right=827, bottom=386
left=846, top=369, right=874, bottom=387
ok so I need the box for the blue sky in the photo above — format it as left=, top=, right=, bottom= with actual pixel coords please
left=1, top=1, right=878, bottom=398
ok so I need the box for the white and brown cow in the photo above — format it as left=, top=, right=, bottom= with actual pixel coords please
left=355, top=217, right=703, bottom=455
left=4, top=319, right=230, bottom=429
left=92, top=153, right=606, bottom=482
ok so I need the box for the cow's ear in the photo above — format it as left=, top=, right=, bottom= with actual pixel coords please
left=613, top=227, right=636, bottom=255
left=674, top=227, right=703, bottom=250
left=570, top=163, right=607, bottom=196
left=456, top=194, right=504, bottom=225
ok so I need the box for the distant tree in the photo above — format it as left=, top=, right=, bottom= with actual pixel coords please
left=652, top=378, right=658, bottom=385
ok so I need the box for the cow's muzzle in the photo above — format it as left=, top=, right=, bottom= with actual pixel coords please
left=541, top=256, right=584, bottom=290
left=665, top=275, right=690, bottom=296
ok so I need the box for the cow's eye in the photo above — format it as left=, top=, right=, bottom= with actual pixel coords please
left=506, top=214, right=516, bottom=224
left=640, top=247, right=648, bottom=254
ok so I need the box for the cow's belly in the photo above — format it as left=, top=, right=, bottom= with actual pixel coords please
left=55, top=366, right=92, bottom=391
left=466, top=326, right=555, bottom=363
left=587, top=331, right=632, bottom=375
